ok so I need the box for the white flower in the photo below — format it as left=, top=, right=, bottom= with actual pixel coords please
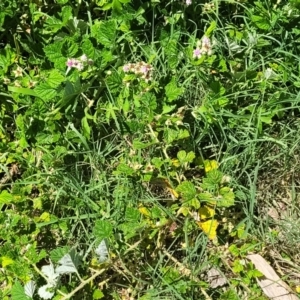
left=13, top=66, right=23, bottom=77
left=80, top=54, right=88, bottom=62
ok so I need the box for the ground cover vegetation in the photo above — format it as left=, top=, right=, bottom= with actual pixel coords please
left=1, top=0, right=300, bottom=299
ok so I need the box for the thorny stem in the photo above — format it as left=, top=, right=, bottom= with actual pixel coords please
left=59, top=268, right=108, bottom=300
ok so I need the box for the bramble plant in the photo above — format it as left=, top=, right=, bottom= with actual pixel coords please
left=1, top=0, right=300, bottom=299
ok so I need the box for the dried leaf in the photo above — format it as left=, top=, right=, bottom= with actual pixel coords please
left=247, top=254, right=298, bottom=300
left=207, top=267, right=227, bottom=288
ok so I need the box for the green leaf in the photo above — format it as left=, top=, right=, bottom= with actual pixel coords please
left=93, top=220, right=113, bottom=240
left=198, top=192, right=214, bottom=202
left=92, top=20, right=117, bottom=47
left=251, top=15, right=271, bottom=30
left=115, top=163, right=135, bottom=175
left=61, top=6, right=72, bottom=23
left=207, top=169, right=223, bottom=183
left=56, top=0, right=68, bottom=3
left=93, top=289, right=104, bottom=299
left=0, top=47, right=15, bottom=73
left=11, top=281, right=29, bottom=300
left=82, top=38, right=96, bottom=59
left=47, top=69, right=65, bottom=88
left=0, top=190, right=14, bottom=204
left=229, top=244, right=239, bottom=256
left=50, top=246, right=70, bottom=263
left=165, top=77, right=184, bottom=102
left=164, top=128, right=177, bottom=144
left=177, top=150, right=187, bottom=163
left=217, top=187, right=235, bottom=207
left=34, top=83, right=57, bottom=101
left=112, top=0, right=122, bottom=12
left=176, top=181, right=196, bottom=201
left=177, top=151, right=195, bottom=164
left=7, top=86, right=37, bottom=97
left=205, top=21, right=217, bottom=36
left=81, top=116, right=91, bottom=139
left=133, top=139, right=154, bottom=149
left=125, top=207, right=140, bottom=222
left=186, top=151, right=195, bottom=163
left=44, top=41, right=64, bottom=64
left=177, top=129, right=189, bottom=140
left=62, top=39, right=78, bottom=58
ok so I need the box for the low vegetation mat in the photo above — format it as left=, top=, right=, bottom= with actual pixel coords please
left=1, top=0, right=300, bottom=299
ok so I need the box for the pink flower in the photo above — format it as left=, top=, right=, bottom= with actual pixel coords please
left=123, top=64, right=130, bottom=72
left=202, top=36, right=211, bottom=47
left=193, top=48, right=202, bottom=59
left=66, top=58, right=76, bottom=67
left=140, top=65, right=149, bottom=75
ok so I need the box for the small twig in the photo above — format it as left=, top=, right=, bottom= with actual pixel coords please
left=162, top=249, right=212, bottom=300
left=59, top=268, right=107, bottom=300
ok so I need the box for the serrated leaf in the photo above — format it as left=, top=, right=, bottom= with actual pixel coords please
left=82, top=38, right=96, bottom=59
left=0, top=190, right=14, bottom=204
left=126, top=207, right=140, bottom=221
left=50, top=247, right=70, bottom=263
left=177, top=129, right=189, bottom=140
left=62, top=39, right=78, bottom=58
left=251, top=15, right=271, bottom=30
left=47, top=70, right=65, bottom=88
left=1, top=255, right=14, bottom=267
left=61, top=6, right=72, bottom=23
left=44, top=42, right=63, bottom=63
left=95, top=240, right=109, bottom=263
left=207, top=169, right=223, bottom=183
left=56, top=249, right=81, bottom=274
left=37, top=284, right=55, bottom=300
left=41, top=263, right=60, bottom=286
left=217, top=187, right=235, bottom=207
left=92, top=20, right=116, bottom=47
left=35, top=83, right=57, bottom=101
left=11, top=281, right=30, bottom=300
left=165, top=77, right=184, bottom=102
left=177, top=150, right=186, bottom=163
left=93, top=220, right=113, bottom=240
left=176, top=181, right=196, bottom=201
left=24, top=281, right=36, bottom=298
left=198, top=192, right=215, bottom=203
